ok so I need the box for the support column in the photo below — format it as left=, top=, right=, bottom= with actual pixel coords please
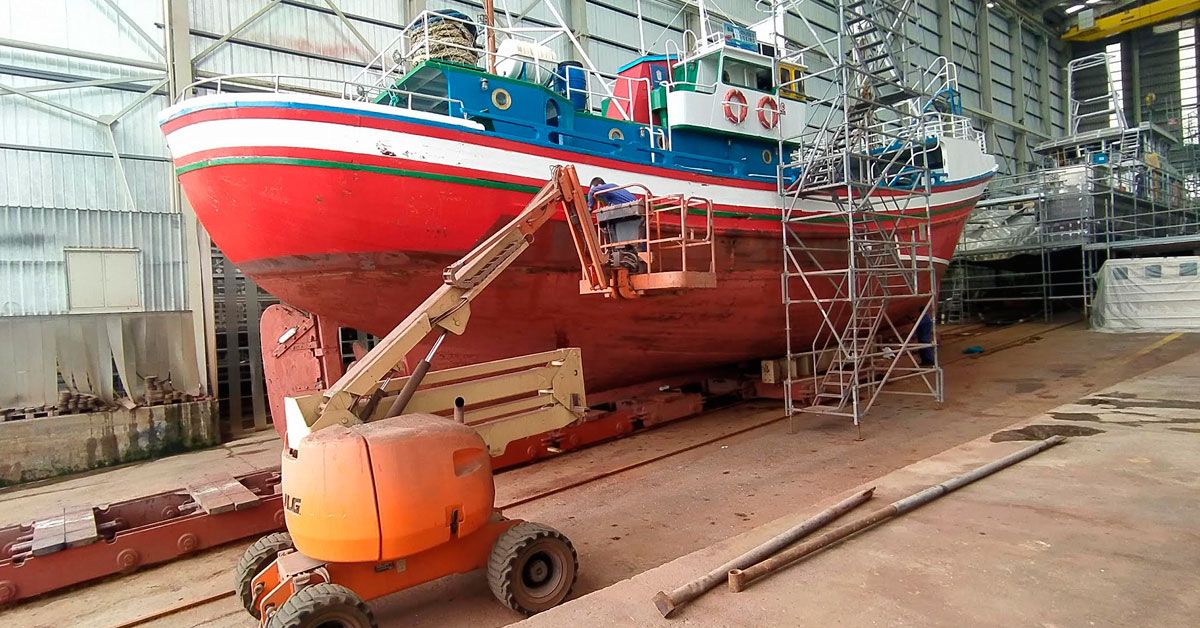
left=976, top=2, right=997, bottom=163
left=404, top=0, right=426, bottom=21
left=684, top=4, right=703, bottom=49
left=1129, top=31, right=1142, bottom=125
left=1038, top=33, right=1054, bottom=136
left=564, top=0, right=589, bottom=62
left=1011, top=16, right=1028, bottom=173
left=164, top=0, right=216, bottom=395
left=937, top=0, right=953, bottom=62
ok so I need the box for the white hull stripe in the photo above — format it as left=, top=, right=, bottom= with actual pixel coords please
left=165, top=117, right=991, bottom=213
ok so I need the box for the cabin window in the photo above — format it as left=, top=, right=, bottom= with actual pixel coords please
left=675, top=53, right=721, bottom=90
left=723, top=58, right=772, bottom=92
left=545, top=99, right=560, bottom=127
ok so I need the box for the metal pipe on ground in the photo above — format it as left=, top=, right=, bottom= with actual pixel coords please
left=728, top=435, right=1068, bottom=593
left=652, top=487, right=875, bottom=618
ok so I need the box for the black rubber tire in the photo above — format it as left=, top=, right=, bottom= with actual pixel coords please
left=265, top=583, right=376, bottom=628
left=235, top=531, right=294, bottom=619
left=488, top=522, right=578, bottom=615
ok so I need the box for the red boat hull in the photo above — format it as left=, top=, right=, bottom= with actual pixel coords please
left=182, top=159, right=974, bottom=393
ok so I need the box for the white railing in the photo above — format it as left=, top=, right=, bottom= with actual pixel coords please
left=865, top=112, right=982, bottom=152
left=177, top=73, right=467, bottom=115
left=921, top=56, right=958, bottom=98
left=1067, top=52, right=1126, bottom=134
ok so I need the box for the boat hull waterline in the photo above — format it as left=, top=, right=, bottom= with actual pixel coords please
left=162, top=95, right=993, bottom=393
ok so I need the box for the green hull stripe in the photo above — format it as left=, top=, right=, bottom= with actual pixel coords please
left=177, top=156, right=974, bottom=224
left=177, top=156, right=542, bottom=194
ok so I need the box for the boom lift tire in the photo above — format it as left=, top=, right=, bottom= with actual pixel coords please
left=265, top=582, right=376, bottom=628
left=487, top=522, right=578, bottom=615
left=237, top=532, right=295, bottom=618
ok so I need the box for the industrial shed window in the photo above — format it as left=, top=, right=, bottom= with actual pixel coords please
left=65, top=249, right=142, bottom=312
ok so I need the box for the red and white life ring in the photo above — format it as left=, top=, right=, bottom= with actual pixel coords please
left=723, top=89, right=748, bottom=124
left=758, top=95, right=780, bottom=129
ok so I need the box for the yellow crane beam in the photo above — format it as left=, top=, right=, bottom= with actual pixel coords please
left=1062, top=0, right=1200, bottom=42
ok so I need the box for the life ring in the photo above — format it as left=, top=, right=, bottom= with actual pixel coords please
left=723, top=89, right=748, bottom=124
left=758, top=95, right=780, bottom=129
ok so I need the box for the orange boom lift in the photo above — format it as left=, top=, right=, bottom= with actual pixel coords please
left=238, top=165, right=715, bottom=627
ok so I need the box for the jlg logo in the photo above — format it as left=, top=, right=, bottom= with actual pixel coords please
left=284, top=494, right=302, bottom=515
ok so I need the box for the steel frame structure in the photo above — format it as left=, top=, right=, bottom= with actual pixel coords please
left=943, top=51, right=1200, bottom=324
left=775, top=0, right=943, bottom=435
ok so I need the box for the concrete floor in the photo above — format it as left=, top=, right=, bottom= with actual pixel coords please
left=519, top=348, right=1200, bottom=627
left=2, top=320, right=1198, bottom=627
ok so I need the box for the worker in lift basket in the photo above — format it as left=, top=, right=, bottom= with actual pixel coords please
left=587, top=176, right=638, bottom=209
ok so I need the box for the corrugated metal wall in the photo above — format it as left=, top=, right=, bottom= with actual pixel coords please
left=189, top=0, right=403, bottom=80
left=0, top=0, right=181, bottom=316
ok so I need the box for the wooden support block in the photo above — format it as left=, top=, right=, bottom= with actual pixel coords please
left=63, top=507, right=99, bottom=548
left=227, top=480, right=262, bottom=511
left=188, top=478, right=235, bottom=515
left=31, top=509, right=67, bottom=556
left=188, top=476, right=261, bottom=515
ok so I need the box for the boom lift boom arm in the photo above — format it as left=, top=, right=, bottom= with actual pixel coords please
left=299, top=165, right=604, bottom=436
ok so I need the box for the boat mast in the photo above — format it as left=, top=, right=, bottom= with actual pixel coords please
left=696, top=0, right=711, bottom=43
left=485, top=0, right=497, bottom=73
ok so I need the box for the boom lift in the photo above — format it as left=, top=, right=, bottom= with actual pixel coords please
left=238, top=165, right=716, bottom=627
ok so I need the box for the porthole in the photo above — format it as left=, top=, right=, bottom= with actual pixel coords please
left=608, top=128, right=625, bottom=141
left=491, top=88, right=512, bottom=110
left=762, top=149, right=774, bottom=164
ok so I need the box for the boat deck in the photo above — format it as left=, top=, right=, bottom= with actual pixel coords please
left=3, top=318, right=1198, bottom=627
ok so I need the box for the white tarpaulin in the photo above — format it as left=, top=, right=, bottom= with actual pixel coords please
left=1092, top=256, right=1200, bottom=332
left=0, top=312, right=203, bottom=408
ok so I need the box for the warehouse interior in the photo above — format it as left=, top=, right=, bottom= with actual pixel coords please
left=2, top=1, right=1199, bottom=627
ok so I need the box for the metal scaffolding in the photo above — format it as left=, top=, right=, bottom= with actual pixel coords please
left=777, top=0, right=943, bottom=435
left=943, top=50, right=1200, bottom=324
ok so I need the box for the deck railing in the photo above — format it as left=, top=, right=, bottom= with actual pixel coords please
left=176, top=73, right=467, bottom=118
left=350, top=10, right=665, bottom=150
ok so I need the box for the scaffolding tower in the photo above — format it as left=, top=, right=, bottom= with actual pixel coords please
left=941, top=50, right=1200, bottom=324
left=776, top=0, right=944, bottom=434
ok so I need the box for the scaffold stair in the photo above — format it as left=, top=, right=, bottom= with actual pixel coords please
left=778, top=0, right=945, bottom=432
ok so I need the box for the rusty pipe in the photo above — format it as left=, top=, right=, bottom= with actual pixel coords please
left=728, top=435, right=1067, bottom=593
left=652, top=487, right=874, bottom=618
left=385, top=332, right=447, bottom=417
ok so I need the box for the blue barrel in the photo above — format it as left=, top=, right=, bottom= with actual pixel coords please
left=555, top=61, right=588, bottom=111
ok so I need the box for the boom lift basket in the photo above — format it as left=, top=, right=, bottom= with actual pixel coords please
left=570, top=189, right=717, bottom=298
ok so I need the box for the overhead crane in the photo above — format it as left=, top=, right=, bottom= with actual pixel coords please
left=1062, top=0, right=1200, bottom=42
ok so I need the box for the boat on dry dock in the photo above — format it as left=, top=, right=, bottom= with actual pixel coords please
left=159, top=5, right=997, bottom=395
